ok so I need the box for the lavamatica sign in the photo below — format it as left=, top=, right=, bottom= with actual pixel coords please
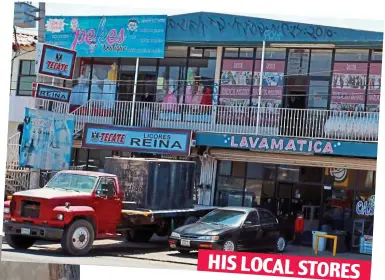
left=82, top=123, right=192, bottom=156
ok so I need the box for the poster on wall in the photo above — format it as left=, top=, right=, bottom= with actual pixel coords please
left=220, top=59, right=253, bottom=106
left=19, top=108, right=75, bottom=171
left=367, top=63, right=382, bottom=112
left=331, top=62, right=367, bottom=112
left=45, top=15, right=167, bottom=58
left=252, top=60, right=285, bottom=108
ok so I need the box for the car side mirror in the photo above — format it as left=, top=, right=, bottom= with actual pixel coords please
left=243, top=221, right=253, bottom=227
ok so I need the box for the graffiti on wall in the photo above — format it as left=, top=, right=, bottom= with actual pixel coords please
left=167, top=13, right=383, bottom=43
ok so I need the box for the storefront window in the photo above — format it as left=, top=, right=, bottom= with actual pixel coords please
left=165, top=46, right=188, bottom=57
left=218, top=160, right=231, bottom=175
left=215, top=177, right=244, bottom=207
left=239, top=48, right=254, bottom=58
left=185, top=58, right=216, bottom=105
left=256, top=48, right=286, bottom=60
left=245, top=179, right=262, bottom=207
left=371, top=50, right=382, bottom=61
left=334, top=49, right=369, bottom=62
left=224, top=47, right=239, bottom=58
left=156, top=58, right=187, bottom=103
left=89, top=58, right=119, bottom=102
left=308, top=80, right=329, bottom=109
left=287, top=49, right=310, bottom=75
left=118, top=58, right=137, bottom=101
left=309, top=49, right=332, bottom=77
left=300, top=167, right=323, bottom=183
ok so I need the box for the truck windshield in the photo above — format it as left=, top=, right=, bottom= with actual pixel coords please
left=199, top=209, right=246, bottom=227
left=45, top=173, right=98, bottom=193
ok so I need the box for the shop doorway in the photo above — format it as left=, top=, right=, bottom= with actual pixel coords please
left=118, top=72, right=157, bottom=102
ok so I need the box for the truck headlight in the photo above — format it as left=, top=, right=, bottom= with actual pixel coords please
left=170, top=232, right=180, bottom=238
left=3, top=207, right=10, bottom=214
left=198, top=235, right=219, bottom=241
left=57, top=213, right=64, bottom=221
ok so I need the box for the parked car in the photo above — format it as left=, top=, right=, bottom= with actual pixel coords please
left=168, top=206, right=286, bottom=253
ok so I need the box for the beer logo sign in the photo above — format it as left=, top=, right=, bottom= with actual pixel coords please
left=330, top=168, right=347, bottom=182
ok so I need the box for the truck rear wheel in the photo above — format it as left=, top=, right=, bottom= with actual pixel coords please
left=61, top=219, right=95, bottom=256
left=5, top=234, right=36, bottom=250
left=126, top=229, right=154, bottom=242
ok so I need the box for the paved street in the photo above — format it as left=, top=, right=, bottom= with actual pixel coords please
left=1, top=236, right=197, bottom=270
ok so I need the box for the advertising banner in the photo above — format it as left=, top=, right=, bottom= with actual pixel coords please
left=82, top=123, right=192, bottom=156
left=35, top=84, right=72, bottom=103
left=367, top=62, right=382, bottom=112
left=19, top=108, right=75, bottom=170
left=45, top=15, right=167, bottom=58
left=252, top=60, right=285, bottom=107
left=331, top=62, right=367, bottom=112
left=220, top=59, right=253, bottom=106
left=38, top=44, right=77, bottom=79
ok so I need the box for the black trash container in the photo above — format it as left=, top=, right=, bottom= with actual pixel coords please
left=326, top=230, right=347, bottom=253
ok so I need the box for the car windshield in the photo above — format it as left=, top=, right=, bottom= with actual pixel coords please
left=45, top=173, right=98, bottom=193
left=199, top=209, right=246, bottom=227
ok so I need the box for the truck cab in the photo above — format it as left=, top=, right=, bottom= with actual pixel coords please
left=3, top=170, right=123, bottom=255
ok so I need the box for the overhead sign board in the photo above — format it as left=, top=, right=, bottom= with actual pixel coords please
left=82, top=123, right=192, bottom=156
left=35, top=84, right=72, bottom=103
left=44, top=15, right=167, bottom=58
left=13, top=2, right=37, bottom=28
left=38, top=44, right=77, bottom=79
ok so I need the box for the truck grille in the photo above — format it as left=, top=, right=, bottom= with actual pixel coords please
left=20, top=200, right=40, bottom=218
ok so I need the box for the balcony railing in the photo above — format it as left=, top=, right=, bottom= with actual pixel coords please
left=71, top=100, right=379, bottom=142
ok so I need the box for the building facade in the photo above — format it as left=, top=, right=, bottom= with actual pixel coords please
left=28, top=12, right=382, bottom=254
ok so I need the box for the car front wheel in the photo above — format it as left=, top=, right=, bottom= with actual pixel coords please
left=275, top=236, right=286, bottom=253
left=222, top=240, right=237, bottom=251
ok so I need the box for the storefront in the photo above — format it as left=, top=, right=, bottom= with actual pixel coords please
left=210, top=157, right=375, bottom=254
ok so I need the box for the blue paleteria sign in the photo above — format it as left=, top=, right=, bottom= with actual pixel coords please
left=45, top=15, right=167, bottom=58
left=82, top=124, right=192, bottom=156
left=19, top=108, right=75, bottom=171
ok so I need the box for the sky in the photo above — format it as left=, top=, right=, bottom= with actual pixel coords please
left=28, top=2, right=383, bottom=33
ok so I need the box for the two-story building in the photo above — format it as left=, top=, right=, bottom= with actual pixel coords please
left=27, top=12, right=381, bottom=253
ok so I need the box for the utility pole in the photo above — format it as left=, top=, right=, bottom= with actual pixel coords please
left=38, top=2, right=45, bottom=43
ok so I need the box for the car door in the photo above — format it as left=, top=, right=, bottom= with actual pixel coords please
left=92, top=177, right=122, bottom=234
left=258, top=209, right=280, bottom=248
left=239, top=211, right=263, bottom=251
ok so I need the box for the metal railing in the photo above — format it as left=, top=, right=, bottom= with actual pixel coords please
left=71, top=100, right=379, bottom=142
left=35, top=98, right=70, bottom=114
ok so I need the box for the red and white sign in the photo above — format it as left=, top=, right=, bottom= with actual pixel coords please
left=197, top=250, right=371, bottom=280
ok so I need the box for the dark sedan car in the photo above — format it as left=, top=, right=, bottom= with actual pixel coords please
left=169, top=206, right=286, bottom=253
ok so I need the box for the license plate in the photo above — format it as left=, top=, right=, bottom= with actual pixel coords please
left=170, top=244, right=176, bottom=248
left=20, top=228, right=30, bottom=235
left=181, top=239, right=190, bottom=247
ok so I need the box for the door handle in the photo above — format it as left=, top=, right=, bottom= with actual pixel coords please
left=114, top=198, right=120, bottom=201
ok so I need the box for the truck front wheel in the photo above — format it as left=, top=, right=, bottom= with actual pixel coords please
left=5, top=234, right=36, bottom=250
left=61, top=219, right=95, bottom=256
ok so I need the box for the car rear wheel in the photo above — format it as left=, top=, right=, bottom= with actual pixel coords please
left=222, top=240, right=237, bottom=251
left=275, top=236, right=286, bottom=253
left=5, top=234, right=36, bottom=250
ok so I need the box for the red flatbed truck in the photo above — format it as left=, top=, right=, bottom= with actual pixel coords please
left=3, top=170, right=215, bottom=256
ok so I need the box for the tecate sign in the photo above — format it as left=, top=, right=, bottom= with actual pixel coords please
left=82, top=124, right=192, bottom=156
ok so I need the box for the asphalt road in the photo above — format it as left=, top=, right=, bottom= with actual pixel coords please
left=1, top=237, right=197, bottom=270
